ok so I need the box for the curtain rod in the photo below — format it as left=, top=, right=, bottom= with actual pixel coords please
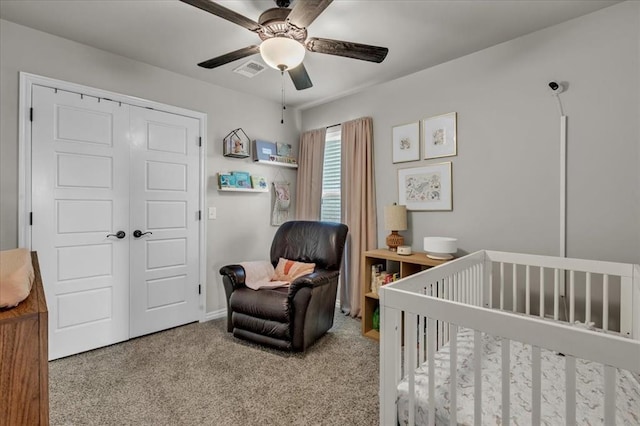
left=326, top=123, right=341, bottom=129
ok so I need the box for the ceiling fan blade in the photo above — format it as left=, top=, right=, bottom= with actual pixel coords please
left=287, top=0, right=333, bottom=29
left=197, top=45, right=260, bottom=69
left=306, top=37, right=388, bottom=63
left=180, top=0, right=261, bottom=32
left=288, top=63, right=313, bottom=90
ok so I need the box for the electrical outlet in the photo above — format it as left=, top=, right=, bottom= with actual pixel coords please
left=208, top=207, right=216, bottom=220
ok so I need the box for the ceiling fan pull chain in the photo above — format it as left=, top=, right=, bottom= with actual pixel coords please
left=281, top=70, right=286, bottom=124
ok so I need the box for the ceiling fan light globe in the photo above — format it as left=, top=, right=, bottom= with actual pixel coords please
left=260, top=37, right=305, bottom=71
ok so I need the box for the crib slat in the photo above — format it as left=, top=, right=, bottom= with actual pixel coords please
left=380, top=305, right=401, bottom=426
left=479, top=264, right=483, bottom=306
left=471, top=266, right=476, bottom=305
left=513, top=264, right=518, bottom=312
left=502, top=338, right=510, bottom=425
left=585, top=272, right=591, bottom=323
left=474, top=330, right=482, bottom=426
left=539, top=267, right=545, bottom=318
left=603, top=274, right=609, bottom=331
left=489, top=262, right=493, bottom=309
left=419, top=315, right=426, bottom=365
left=428, top=318, right=436, bottom=426
left=620, top=276, right=632, bottom=337
left=604, top=365, right=616, bottom=425
left=554, top=268, right=560, bottom=320
left=531, top=346, right=541, bottom=426
left=406, top=312, right=417, bottom=426
left=565, top=355, right=576, bottom=426
left=450, top=325, right=458, bottom=425
left=526, top=265, right=531, bottom=315
left=569, top=270, right=575, bottom=323
left=500, top=262, right=505, bottom=310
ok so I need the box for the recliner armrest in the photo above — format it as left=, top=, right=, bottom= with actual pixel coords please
left=219, top=264, right=247, bottom=289
left=289, top=269, right=339, bottom=295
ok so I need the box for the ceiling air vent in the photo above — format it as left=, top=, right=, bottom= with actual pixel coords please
left=233, top=60, right=266, bottom=78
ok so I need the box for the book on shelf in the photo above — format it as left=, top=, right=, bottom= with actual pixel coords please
left=370, top=264, right=399, bottom=295
left=231, top=171, right=251, bottom=189
left=251, top=175, right=267, bottom=190
left=218, top=173, right=236, bottom=188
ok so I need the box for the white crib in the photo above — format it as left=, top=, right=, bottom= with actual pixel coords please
left=379, top=250, right=640, bottom=425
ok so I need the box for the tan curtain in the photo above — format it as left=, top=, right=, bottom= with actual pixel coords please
left=340, top=117, right=377, bottom=318
left=295, top=128, right=326, bottom=220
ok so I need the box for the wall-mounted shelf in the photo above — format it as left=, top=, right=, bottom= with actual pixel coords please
left=255, top=159, right=298, bottom=169
left=218, top=187, right=268, bottom=193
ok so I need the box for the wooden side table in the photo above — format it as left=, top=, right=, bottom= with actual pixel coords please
left=361, top=249, right=447, bottom=341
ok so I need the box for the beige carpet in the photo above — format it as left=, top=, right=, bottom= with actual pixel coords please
left=49, top=310, right=379, bottom=425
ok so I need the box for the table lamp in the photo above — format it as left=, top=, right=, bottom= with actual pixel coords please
left=384, top=203, right=407, bottom=251
left=423, top=237, right=457, bottom=260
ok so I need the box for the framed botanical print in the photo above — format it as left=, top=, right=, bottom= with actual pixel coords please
left=392, top=121, right=420, bottom=163
left=398, top=162, right=452, bottom=211
left=422, top=112, right=457, bottom=159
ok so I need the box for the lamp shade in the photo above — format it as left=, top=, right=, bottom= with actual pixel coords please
left=260, top=37, right=306, bottom=70
left=384, top=204, right=407, bottom=231
left=423, top=237, right=457, bottom=260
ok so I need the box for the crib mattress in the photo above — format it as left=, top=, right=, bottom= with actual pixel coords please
left=397, top=327, right=640, bottom=425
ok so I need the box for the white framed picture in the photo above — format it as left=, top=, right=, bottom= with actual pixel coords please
left=392, top=121, right=420, bottom=163
left=422, top=112, right=457, bottom=159
left=398, top=162, right=452, bottom=211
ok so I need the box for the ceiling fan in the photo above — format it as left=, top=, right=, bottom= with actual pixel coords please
left=180, top=0, right=389, bottom=90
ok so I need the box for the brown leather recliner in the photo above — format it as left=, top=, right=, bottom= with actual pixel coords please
left=219, top=221, right=348, bottom=351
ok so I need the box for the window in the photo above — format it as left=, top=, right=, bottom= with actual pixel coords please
left=320, top=126, right=341, bottom=222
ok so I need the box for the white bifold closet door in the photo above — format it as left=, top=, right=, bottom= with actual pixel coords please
left=31, top=85, right=200, bottom=360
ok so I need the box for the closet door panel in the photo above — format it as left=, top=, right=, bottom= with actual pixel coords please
left=31, top=85, right=130, bottom=360
left=129, top=107, right=201, bottom=338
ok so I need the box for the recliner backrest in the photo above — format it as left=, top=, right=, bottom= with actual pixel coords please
left=270, top=221, right=348, bottom=271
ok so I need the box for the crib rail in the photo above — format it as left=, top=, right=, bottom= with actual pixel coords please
left=379, top=250, right=640, bottom=426
left=486, top=251, right=639, bottom=339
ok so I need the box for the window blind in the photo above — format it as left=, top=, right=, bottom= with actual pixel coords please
left=320, top=126, right=341, bottom=223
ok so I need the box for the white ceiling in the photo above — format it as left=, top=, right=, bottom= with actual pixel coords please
left=0, top=0, right=620, bottom=109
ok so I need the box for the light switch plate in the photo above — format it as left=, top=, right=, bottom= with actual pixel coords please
left=208, top=207, right=216, bottom=220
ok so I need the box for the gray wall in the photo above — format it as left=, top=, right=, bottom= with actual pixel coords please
left=0, top=19, right=301, bottom=315
left=302, top=1, right=640, bottom=265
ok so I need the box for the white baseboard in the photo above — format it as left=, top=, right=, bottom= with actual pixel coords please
left=202, top=308, right=226, bottom=322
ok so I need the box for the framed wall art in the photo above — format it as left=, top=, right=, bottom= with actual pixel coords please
left=392, top=121, right=420, bottom=163
left=398, top=162, right=452, bottom=211
left=422, top=112, right=457, bottom=159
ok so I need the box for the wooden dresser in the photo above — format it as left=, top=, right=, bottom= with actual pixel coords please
left=0, top=252, right=49, bottom=425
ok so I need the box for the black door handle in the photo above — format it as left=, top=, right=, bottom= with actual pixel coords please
left=133, top=230, right=153, bottom=238
left=107, top=231, right=126, bottom=239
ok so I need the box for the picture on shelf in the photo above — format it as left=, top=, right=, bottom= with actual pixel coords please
left=231, top=171, right=251, bottom=189
left=276, top=142, right=292, bottom=157
left=251, top=175, right=268, bottom=190
left=253, top=140, right=277, bottom=161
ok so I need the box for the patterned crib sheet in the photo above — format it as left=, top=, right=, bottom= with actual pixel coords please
left=397, top=327, right=640, bottom=425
